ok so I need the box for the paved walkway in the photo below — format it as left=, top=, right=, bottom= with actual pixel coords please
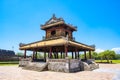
left=94, top=64, right=120, bottom=80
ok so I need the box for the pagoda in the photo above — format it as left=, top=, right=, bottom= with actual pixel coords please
left=19, top=14, right=98, bottom=72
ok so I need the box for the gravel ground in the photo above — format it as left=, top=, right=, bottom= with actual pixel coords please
left=94, top=64, right=120, bottom=80
left=0, top=64, right=120, bottom=80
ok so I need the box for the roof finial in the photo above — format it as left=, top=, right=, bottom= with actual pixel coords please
left=52, top=13, right=56, bottom=19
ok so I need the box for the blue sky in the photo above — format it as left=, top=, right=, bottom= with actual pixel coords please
left=0, top=0, right=120, bottom=53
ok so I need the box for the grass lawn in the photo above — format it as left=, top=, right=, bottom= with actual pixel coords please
left=95, top=60, right=120, bottom=64
left=0, top=61, right=19, bottom=66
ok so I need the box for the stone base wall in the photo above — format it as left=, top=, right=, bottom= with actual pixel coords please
left=69, top=59, right=81, bottom=72
left=19, top=58, right=31, bottom=67
left=47, top=58, right=81, bottom=73
left=47, top=58, right=99, bottom=72
left=48, top=62, right=69, bottom=72
left=19, top=58, right=99, bottom=73
left=23, top=62, right=48, bottom=71
left=47, top=59, right=69, bottom=72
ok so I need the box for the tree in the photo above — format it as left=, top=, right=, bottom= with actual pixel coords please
left=115, top=54, right=120, bottom=60
left=79, top=51, right=98, bottom=60
left=16, top=52, right=24, bottom=57
left=80, top=54, right=85, bottom=59
left=98, top=50, right=116, bottom=63
left=91, top=52, right=98, bottom=59
left=37, top=52, right=44, bottom=59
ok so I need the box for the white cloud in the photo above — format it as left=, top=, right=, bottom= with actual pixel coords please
left=111, top=48, right=120, bottom=54
left=95, top=48, right=120, bottom=54
left=95, top=48, right=104, bottom=53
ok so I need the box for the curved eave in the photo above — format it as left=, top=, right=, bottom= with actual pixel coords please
left=41, top=21, right=64, bottom=30
left=19, top=38, right=66, bottom=50
left=19, top=38, right=95, bottom=51
left=68, top=41, right=95, bottom=51
left=41, top=21, right=77, bottom=31
left=64, top=24, right=77, bottom=31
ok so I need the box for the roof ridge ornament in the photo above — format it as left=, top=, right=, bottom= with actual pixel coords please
left=52, top=14, right=56, bottom=19
left=43, top=14, right=64, bottom=25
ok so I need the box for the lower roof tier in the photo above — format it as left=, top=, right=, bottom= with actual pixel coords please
left=19, top=37, right=95, bottom=51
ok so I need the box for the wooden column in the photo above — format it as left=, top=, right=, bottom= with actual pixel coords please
left=89, top=51, right=92, bottom=59
left=56, top=48, right=58, bottom=59
left=35, top=51, right=37, bottom=59
left=84, top=51, right=87, bottom=60
left=55, top=52, right=57, bottom=59
left=57, top=52, right=59, bottom=59
left=49, top=47, right=52, bottom=58
left=32, top=50, right=35, bottom=60
left=75, top=48, right=77, bottom=59
left=72, top=52, right=73, bottom=59
left=63, top=52, right=65, bottom=59
left=48, top=52, right=49, bottom=58
left=65, top=46, right=68, bottom=57
left=75, top=51, right=76, bottom=59
left=53, top=52, right=55, bottom=59
left=53, top=52, right=56, bottom=59
left=43, top=47, right=46, bottom=61
left=44, top=51, right=46, bottom=61
left=78, top=51, right=80, bottom=59
left=24, top=50, right=26, bottom=58
left=61, top=52, right=62, bottom=59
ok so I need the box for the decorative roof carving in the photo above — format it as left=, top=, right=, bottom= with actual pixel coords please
left=19, top=43, right=26, bottom=47
left=41, top=14, right=77, bottom=31
left=43, top=14, right=64, bottom=26
left=89, top=45, right=95, bottom=48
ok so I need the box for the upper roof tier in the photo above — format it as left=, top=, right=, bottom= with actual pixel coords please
left=41, top=14, right=77, bottom=31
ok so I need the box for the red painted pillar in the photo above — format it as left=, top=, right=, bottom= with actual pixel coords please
left=78, top=51, right=80, bottom=59
left=44, top=47, right=46, bottom=61
left=49, top=47, right=52, bottom=58
left=56, top=48, right=58, bottom=59
left=48, top=52, right=49, bottom=58
left=32, top=50, right=35, bottom=60
left=24, top=50, right=26, bottom=58
left=89, top=51, right=92, bottom=59
left=57, top=52, right=59, bottom=59
left=61, top=52, right=62, bottom=59
left=65, top=46, right=68, bottom=57
left=84, top=51, right=87, bottom=60
left=72, top=52, right=73, bottom=59
left=35, top=51, right=37, bottom=59
left=75, top=48, right=77, bottom=59
left=44, top=51, right=46, bottom=61
left=75, top=51, right=76, bottom=59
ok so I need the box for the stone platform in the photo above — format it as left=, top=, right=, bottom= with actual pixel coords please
left=19, top=58, right=99, bottom=73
